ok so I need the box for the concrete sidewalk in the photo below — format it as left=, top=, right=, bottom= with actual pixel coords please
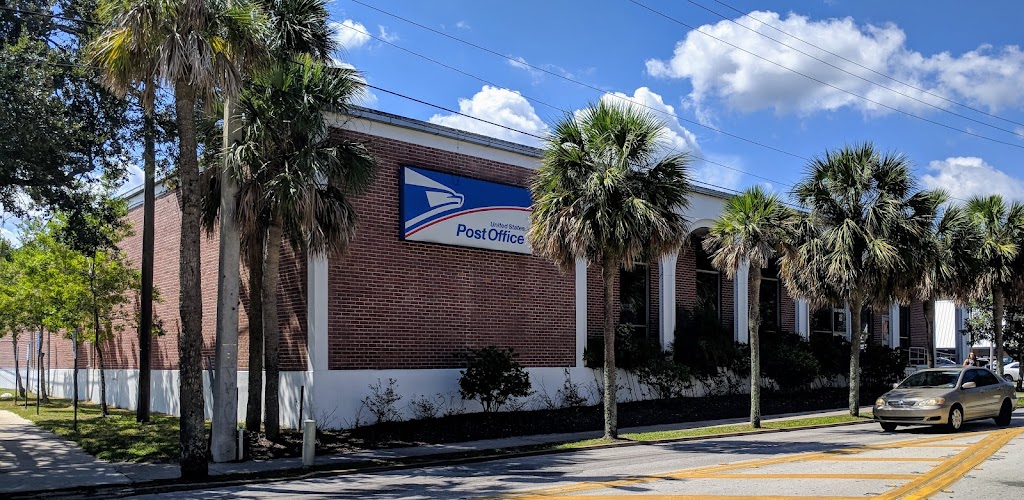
left=0, top=410, right=131, bottom=494
left=2, top=406, right=871, bottom=497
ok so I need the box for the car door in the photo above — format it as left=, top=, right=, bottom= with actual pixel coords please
left=973, top=369, right=1004, bottom=416
left=958, top=369, right=986, bottom=419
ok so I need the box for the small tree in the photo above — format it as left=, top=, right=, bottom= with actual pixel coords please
left=459, top=347, right=532, bottom=413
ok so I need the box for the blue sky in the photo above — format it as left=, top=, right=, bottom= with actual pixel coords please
left=326, top=0, right=1024, bottom=200
left=5, top=0, right=1024, bottom=242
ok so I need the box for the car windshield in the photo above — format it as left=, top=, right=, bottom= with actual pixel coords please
left=898, top=370, right=960, bottom=389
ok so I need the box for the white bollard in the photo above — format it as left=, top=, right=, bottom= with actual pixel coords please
left=302, top=419, right=316, bottom=467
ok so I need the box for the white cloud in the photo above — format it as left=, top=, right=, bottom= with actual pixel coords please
left=695, top=153, right=744, bottom=191
left=646, top=10, right=1024, bottom=117
left=117, top=162, right=144, bottom=195
left=455, top=20, right=471, bottom=30
left=508, top=56, right=544, bottom=82
left=428, top=86, right=548, bottom=147
left=331, top=19, right=371, bottom=50
left=920, top=157, right=1024, bottom=202
left=0, top=224, right=17, bottom=245
left=600, top=87, right=702, bottom=156
left=378, top=25, right=399, bottom=43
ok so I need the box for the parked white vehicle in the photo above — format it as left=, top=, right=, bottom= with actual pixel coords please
left=1004, top=361, right=1020, bottom=382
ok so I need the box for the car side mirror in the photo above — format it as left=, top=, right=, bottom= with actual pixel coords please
left=961, top=381, right=977, bottom=389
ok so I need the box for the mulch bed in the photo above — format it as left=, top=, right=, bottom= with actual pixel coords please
left=245, top=387, right=885, bottom=461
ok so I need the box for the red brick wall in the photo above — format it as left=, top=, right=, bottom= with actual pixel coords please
left=0, top=189, right=309, bottom=373
left=325, top=131, right=575, bottom=370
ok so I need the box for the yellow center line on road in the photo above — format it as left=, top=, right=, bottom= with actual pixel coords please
left=803, top=457, right=942, bottom=462
left=683, top=473, right=920, bottom=480
left=878, top=427, right=1024, bottom=500
left=491, top=426, right=1019, bottom=500
left=524, top=496, right=869, bottom=500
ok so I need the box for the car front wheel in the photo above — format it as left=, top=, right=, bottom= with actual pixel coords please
left=947, top=406, right=964, bottom=432
left=995, top=400, right=1012, bottom=427
left=1004, top=374, right=1014, bottom=382
left=879, top=422, right=898, bottom=432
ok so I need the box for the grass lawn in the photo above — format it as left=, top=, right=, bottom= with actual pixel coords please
left=0, top=389, right=180, bottom=463
left=554, top=414, right=870, bottom=449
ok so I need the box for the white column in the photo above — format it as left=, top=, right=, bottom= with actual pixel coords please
left=889, top=303, right=901, bottom=348
left=796, top=299, right=810, bottom=339
left=955, top=307, right=968, bottom=362
left=658, top=251, right=679, bottom=350
left=734, top=259, right=750, bottom=344
left=307, top=255, right=329, bottom=372
left=575, top=258, right=588, bottom=367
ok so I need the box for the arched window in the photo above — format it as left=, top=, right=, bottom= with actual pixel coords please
left=692, top=230, right=720, bottom=321
left=619, top=263, right=650, bottom=338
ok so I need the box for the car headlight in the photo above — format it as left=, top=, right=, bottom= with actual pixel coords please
left=916, top=397, right=945, bottom=406
left=875, top=398, right=885, bottom=407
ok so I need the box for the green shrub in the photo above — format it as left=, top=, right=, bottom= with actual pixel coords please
left=459, top=346, right=532, bottom=412
left=809, top=331, right=851, bottom=378
left=760, top=331, right=821, bottom=391
left=860, top=341, right=906, bottom=389
left=582, top=324, right=663, bottom=370
left=672, top=307, right=746, bottom=377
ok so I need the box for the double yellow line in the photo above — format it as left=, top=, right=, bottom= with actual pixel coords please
left=485, top=427, right=1022, bottom=500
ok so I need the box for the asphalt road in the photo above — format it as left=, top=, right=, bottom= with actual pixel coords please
left=137, top=411, right=1024, bottom=499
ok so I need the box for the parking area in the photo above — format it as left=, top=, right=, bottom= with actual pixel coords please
left=497, top=426, right=1024, bottom=499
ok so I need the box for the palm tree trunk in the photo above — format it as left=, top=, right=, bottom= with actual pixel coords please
left=922, top=299, right=935, bottom=368
left=848, top=299, right=864, bottom=416
left=992, top=287, right=1005, bottom=376
left=174, top=79, right=208, bottom=479
left=748, top=265, right=762, bottom=428
left=263, top=215, right=283, bottom=440
left=602, top=262, right=618, bottom=440
left=138, top=105, right=156, bottom=424
left=245, top=228, right=266, bottom=433
left=212, top=96, right=243, bottom=463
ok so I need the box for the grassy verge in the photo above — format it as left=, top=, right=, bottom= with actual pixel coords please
left=554, top=414, right=869, bottom=449
left=0, top=389, right=180, bottom=463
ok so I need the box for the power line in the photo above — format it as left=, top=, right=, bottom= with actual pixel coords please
left=341, top=22, right=795, bottom=189
left=711, top=0, right=1024, bottom=129
left=685, top=0, right=1024, bottom=139
left=365, top=83, right=796, bottom=202
left=628, top=0, right=1024, bottom=150
left=347, top=0, right=811, bottom=162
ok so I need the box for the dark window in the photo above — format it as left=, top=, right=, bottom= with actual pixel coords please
left=619, top=263, right=649, bottom=338
left=812, top=305, right=847, bottom=336
left=758, top=262, right=781, bottom=333
left=975, top=370, right=1000, bottom=387
left=860, top=308, right=873, bottom=338
left=899, top=306, right=911, bottom=349
left=962, top=369, right=979, bottom=385
left=693, top=231, right=721, bottom=320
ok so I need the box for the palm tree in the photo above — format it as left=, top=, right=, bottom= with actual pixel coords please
left=905, top=198, right=983, bottom=367
left=89, top=0, right=268, bottom=478
left=783, top=144, right=931, bottom=416
left=703, top=186, right=796, bottom=428
left=529, top=101, right=692, bottom=439
left=964, top=195, right=1024, bottom=377
left=231, top=53, right=376, bottom=439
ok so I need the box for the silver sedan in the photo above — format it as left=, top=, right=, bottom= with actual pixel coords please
left=873, top=367, right=1017, bottom=432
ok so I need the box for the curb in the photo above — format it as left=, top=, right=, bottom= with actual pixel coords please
left=9, top=416, right=874, bottom=499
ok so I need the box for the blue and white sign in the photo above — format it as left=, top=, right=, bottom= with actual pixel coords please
left=401, top=166, right=533, bottom=254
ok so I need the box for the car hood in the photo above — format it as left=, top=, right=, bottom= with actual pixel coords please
left=883, top=387, right=954, bottom=400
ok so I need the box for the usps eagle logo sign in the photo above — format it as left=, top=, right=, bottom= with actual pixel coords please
left=401, top=166, right=533, bottom=254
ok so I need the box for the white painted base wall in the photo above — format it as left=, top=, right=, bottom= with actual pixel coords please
left=0, top=365, right=748, bottom=430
